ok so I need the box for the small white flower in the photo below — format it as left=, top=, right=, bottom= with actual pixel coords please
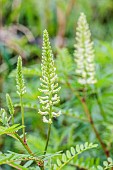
left=52, top=111, right=61, bottom=117
left=43, top=116, right=52, bottom=124
left=39, top=110, right=48, bottom=115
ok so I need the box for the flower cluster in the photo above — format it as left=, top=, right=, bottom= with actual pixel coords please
left=0, top=108, right=8, bottom=126
left=16, top=56, right=26, bottom=96
left=6, top=94, right=14, bottom=115
left=38, top=30, right=61, bottom=124
left=74, top=13, right=97, bottom=85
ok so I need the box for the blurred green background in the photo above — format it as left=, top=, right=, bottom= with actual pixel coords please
left=1, top=0, right=113, bottom=71
left=1, top=0, right=113, bottom=169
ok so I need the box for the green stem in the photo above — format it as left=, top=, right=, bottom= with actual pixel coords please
left=20, top=95, right=25, bottom=142
left=43, top=72, right=52, bottom=155
left=44, top=123, right=51, bottom=155
left=15, top=133, right=34, bottom=156
left=12, top=115, right=14, bottom=124
left=81, top=98, right=109, bottom=156
left=15, top=133, right=44, bottom=170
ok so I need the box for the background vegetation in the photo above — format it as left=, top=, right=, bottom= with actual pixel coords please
left=0, top=0, right=113, bottom=169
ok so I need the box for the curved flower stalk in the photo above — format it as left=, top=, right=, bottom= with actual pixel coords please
left=38, top=29, right=61, bottom=124
left=74, top=13, right=97, bottom=85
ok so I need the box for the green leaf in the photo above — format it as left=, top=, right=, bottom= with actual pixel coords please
left=53, top=143, right=98, bottom=170
left=80, top=144, right=84, bottom=150
left=107, top=157, right=112, bottom=163
left=62, top=153, right=66, bottom=162
left=97, top=165, right=104, bottom=170
left=70, top=147, right=75, bottom=155
left=66, top=150, right=71, bottom=158
left=57, top=158, right=61, bottom=166
left=103, top=161, right=108, bottom=166
left=76, top=144, right=80, bottom=153
left=0, top=124, right=24, bottom=136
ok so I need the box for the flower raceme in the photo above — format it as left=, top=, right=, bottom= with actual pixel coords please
left=6, top=94, right=14, bottom=115
left=16, top=56, right=26, bottom=96
left=74, top=13, right=97, bottom=85
left=38, top=30, right=61, bottom=124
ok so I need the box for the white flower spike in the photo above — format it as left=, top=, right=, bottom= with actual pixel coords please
left=38, top=30, right=61, bottom=123
left=74, top=13, right=97, bottom=85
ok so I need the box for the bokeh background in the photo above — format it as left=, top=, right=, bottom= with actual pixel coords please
left=1, top=0, right=113, bottom=169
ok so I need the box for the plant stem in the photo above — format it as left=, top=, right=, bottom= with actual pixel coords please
left=15, top=133, right=44, bottom=170
left=44, top=123, right=51, bottom=155
left=81, top=98, right=109, bottom=157
left=12, top=115, right=14, bottom=124
left=15, top=133, right=34, bottom=156
left=43, top=72, right=52, bottom=155
left=20, top=95, right=26, bottom=142
left=66, top=81, right=110, bottom=158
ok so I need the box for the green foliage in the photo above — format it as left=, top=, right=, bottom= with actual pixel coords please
left=1, top=12, right=113, bottom=170
left=98, top=157, right=113, bottom=170
left=74, top=156, right=100, bottom=170
left=1, top=0, right=113, bottom=75
left=56, top=48, right=74, bottom=81
left=0, top=151, right=39, bottom=169
left=0, top=124, right=24, bottom=136
left=53, top=143, right=98, bottom=170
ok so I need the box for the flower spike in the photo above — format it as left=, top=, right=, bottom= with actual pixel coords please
left=38, top=30, right=61, bottom=123
left=16, top=56, right=26, bottom=96
left=74, top=13, right=97, bottom=85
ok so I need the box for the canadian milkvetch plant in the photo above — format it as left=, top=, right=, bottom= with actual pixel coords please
left=38, top=29, right=61, bottom=124
left=0, top=14, right=111, bottom=170
left=74, top=13, right=97, bottom=85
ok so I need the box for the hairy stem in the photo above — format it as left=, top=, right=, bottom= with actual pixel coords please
left=20, top=95, right=26, bottom=142
left=44, top=123, right=51, bottom=155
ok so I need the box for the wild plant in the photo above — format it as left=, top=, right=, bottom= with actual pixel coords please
left=0, top=13, right=113, bottom=170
